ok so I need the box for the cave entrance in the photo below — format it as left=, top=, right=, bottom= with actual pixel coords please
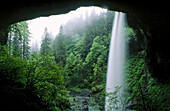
left=2, top=4, right=170, bottom=111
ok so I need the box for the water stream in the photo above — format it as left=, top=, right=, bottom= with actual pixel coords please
left=105, top=12, right=127, bottom=111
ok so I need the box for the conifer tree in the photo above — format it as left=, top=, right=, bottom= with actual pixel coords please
left=40, top=27, right=52, bottom=56
left=53, top=25, right=66, bottom=66
left=8, top=21, right=30, bottom=58
left=21, top=21, right=30, bottom=59
left=12, top=30, right=22, bottom=57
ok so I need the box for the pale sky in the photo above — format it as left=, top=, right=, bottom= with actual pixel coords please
left=27, top=6, right=107, bottom=49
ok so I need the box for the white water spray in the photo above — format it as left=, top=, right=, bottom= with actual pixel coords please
left=105, top=12, right=127, bottom=111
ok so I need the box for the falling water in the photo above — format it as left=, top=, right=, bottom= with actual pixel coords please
left=105, top=12, right=127, bottom=111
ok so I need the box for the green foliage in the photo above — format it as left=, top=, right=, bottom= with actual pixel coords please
left=59, top=11, right=114, bottom=110
left=125, top=27, right=136, bottom=42
left=106, top=86, right=122, bottom=111
left=7, top=21, right=30, bottom=59
left=40, top=27, right=52, bottom=56
left=0, top=46, right=26, bottom=83
left=126, top=57, right=170, bottom=111
left=64, top=53, right=84, bottom=90
left=0, top=47, right=70, bottom=110
left=60, top=11, right=114, bottom=96
left=52, top=26, right=66, bottom=66
left=25, top=53, right=70, bottom=110
left=84, top=35, right=109, bottom=89
left=103, top=56, right=170, bottom=111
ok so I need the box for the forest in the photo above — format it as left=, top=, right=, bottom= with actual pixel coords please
left=0, top=9, right=170, bottom=111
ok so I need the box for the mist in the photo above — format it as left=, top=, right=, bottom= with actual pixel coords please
left=28, top=6, right=107, bottom=53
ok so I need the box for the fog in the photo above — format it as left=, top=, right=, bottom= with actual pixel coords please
left=28, top=6, right=107, bottom=52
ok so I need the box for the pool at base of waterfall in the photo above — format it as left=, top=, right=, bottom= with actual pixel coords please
left=68, top=90, right=100, bottom=111
left=69, top=96, right=100, bottom=111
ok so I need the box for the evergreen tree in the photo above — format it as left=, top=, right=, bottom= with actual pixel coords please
left=84, top=35, right=109, bottom=90
left=21, top=21, right=30, bottom=59
left=53, top=25, right=66, bottom=66
left=12, top=29, right=22, bottom=57
left=8, top=21, right=30, bottom=58
left=40, top=27, right=52, bottom=56
left=64, top=53, right=84, bottom=89
left=22, top=36, right=30, bottom=59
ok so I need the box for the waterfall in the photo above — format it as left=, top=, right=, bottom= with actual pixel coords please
left=105, top=12, right=127, bottom=111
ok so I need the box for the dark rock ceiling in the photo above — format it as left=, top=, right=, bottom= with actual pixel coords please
left=0, top=0, right=169, bottom=28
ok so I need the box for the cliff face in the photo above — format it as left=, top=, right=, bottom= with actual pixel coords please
left=128, top=12, right=170, bottom=82
left=0, top=0, right=170, bottom=81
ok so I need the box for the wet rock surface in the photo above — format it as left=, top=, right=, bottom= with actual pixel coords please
left=68, top=89, right=98, bottom=111
left=70, top=96, right=90, bottom=111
